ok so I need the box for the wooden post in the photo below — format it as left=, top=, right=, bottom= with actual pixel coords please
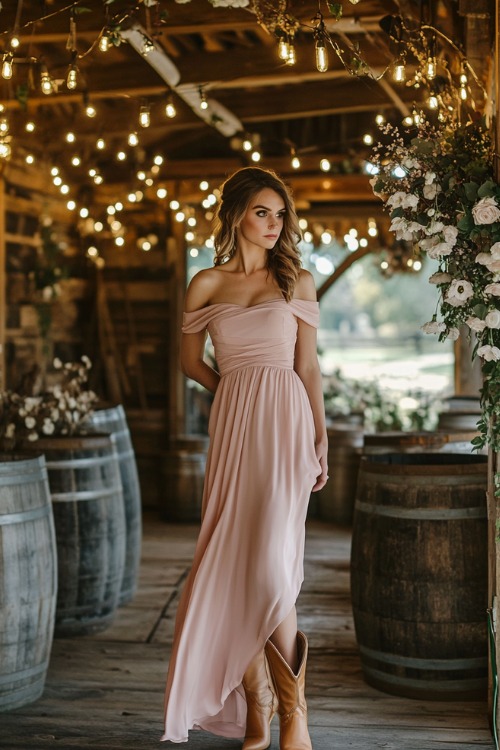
left=0, top=176, right=6, bottom=390
left=489, top=1, right=500, bottom=740
left=167, top=212, right=187, bottom=440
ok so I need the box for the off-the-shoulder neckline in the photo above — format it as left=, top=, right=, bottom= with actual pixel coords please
left=185, top=298, right=318, bottom=313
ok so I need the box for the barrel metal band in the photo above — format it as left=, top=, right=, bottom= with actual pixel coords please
left=359, top=645, right=488, bottom=670
left=361, top=471, right=485, bottom=487
left=0, top=504, right=51, bottom=526
left=45, top=455, right=115, bottom=470
left=0, top=661, right=48, bottom=685
left=363, top=664, right=486, bottom=692
left=0, top=467, right=48, bottom=487
left=50, top=487, right=121, bottom=502
left=355, top=500, right=486, bottom=520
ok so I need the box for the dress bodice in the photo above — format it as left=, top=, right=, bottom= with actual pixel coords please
left=182, top=298, right=319, bottom=377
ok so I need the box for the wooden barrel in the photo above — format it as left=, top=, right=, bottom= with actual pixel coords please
left=437, top=411, right=481, bottom=431
left=29, top=434, right=126, bottom=637
left=161, top=435, right=209, bottom=522
left=363, top=430, right=481, bottom=455
left=316, top=423, right=363, bottom=525
left=351, top=452, right=487, bottom=700
left=0, top=454, right=57, bottom=711
left=90, top=405, right=142, bottom=605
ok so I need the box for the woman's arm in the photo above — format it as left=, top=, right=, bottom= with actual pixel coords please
left=180, top=270, right=221, bottom=395
left=293, top=270, right=328, bottom=492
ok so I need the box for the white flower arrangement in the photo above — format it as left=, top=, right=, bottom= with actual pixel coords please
left=371, top=116, right=500, bottom=449
left=0, top=357, right=98, bottom=450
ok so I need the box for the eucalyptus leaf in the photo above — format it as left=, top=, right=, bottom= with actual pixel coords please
left=390, top=207, right=404, bottom=219
left=457, top=214, right=473, bottom=232
left=477, top=180, right=497, bottom=198
left=464, top=182, right=479, bottom=202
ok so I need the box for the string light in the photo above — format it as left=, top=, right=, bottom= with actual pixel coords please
left=428, top=94, right=439, bottom=109
left=67, top=200, right=76, bottom=211
left=460, top=68, right=468, bottom=100
left=50, top=167, right=59, bottom=176
left=0, top=118, right=9, bottom=135
left=170, top=200, right=180, bottom=210
left=85, top=100, right=97, bottom=118
left=393, top=60, right=406, bottom=83
left=157, top=187, right=167, bottom=199
left=99, top=30, right=110, bottom=52
left=153, top=154, right=164, bottom=166
left=71, top=156, right=81, bottom=166
left=60, top=184, right=70, bottom=195
left=199, top=87, right=208, bottom=110
left=67, top=63, right=78, bottom=90
left=117, top=150, right=127, bottom=160
left=96, top=137, right=106, bottom=150
left=251, top=150, right=261, bottom=162
left=165, top=95, right=177, bottom=118
left=0, top=139, right=11, bottom=160
left=25, top=121, right=35, bottom=132
left=2, top=53, right=13, bottom=80
left=10, top=35, right=20, bottom=50
left=375, top=114, right=385, bottom=125
left=139, top=103, right=151, bottom=128
left=320, top=158, right=331, bottom=172
left=286, top=43, right=296, bottom=66
left=79, top=207, right=89, bottom=218
left=426, top=57, right=436, bottom=79
left=363, top=134, right=374, bottom=145
left=25, top=154, right=35, bottom=164
left=278, top=36, right=290, bottom=61
left=242, top=138, right=253, bottom=152
left=199, top=180, right=209, bottom=191
left=291, top=153, right=301, bottom=169
left=128, top=132, right=139, bottom=146
left=65, top=131, right=76, bottom=143
left=314, top=14, right=328, bottom=73
left=40, top=64, right=54, bottom=95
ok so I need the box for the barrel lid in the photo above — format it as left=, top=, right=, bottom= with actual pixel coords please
left=23, top=432, right=114, bottom=450
left=360, top=451, right=487, bottom=475
left=363, top=430, right=477, bottom=449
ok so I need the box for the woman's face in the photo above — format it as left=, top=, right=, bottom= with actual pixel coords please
left=237, top=188, right=286, bottom=251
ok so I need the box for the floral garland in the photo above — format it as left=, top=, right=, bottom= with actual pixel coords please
left=370, top=115, right=500, bottom=450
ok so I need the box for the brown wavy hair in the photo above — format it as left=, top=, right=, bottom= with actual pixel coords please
left=212, top=167, right=302, bottom=302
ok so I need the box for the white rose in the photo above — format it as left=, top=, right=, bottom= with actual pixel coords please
left=485, top=259, right=500, bottom=273
left=426, top=241, right=453, bottom=259
left=445, top=278, right=473, bottom=307
left=472, top=196, right=500, bottom=225
left=476, top=252, right=492, bottom=265
left=485, top=283, right=500, bottom=296
left=466, top=316, right=487, bottom=332
left=403, top=194, right=419, bottom=210
left=478, top=344, right=500, bottom=361
left=387, top=191, right=407, bottom=208
left=25, top=416, right=36, bottom=429
left=428, top=272, right=452, bottom=284
left=491, top=242, right=500, bottom=259
left=443, top=226, right=459, bottom=246
left=421, top=320, right=446, bottom=334
left=486, top=310, right=500, bottom=328
left=42, top=421, right=55, bottom=435
left=446, top=327, right=460, bottom=340
left=423, top=183, right=439, bottom=200
left=425, top=220, right=445, bottom=235
left=81, top=355, right=91, bottom=368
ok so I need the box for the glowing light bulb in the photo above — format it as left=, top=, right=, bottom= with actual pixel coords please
left=25, top=121, right=35, bottom=132
left=94, top=221, right=103, bottom=231
left=154, top=154, right=163, bottom=166
left=50, top=167, right=59, bottom=176
left=286, top=44, right=296, bottom=66
left=139, top=104, right=150, bottom=128
left=66, top=131, right=75, bottom=143
left=128, top=132, right=138, bottom=146
left=175, top=211, right=185, bottom=222
left=96, top=137, right=105, bottom=150
left=67, top=200, right=76, bottom=210
left=137, top=171, right=146, bottom=181
left=71, top=156, right=81, bottom=166
left=79, top=207, right=89, bottom=218
left=141, top=36, right=155, bottom=56
left=393, top=62, right=406, bottom=83
left=242, top=139, right=252, bottom=152
left=53, top=176, right=62, bottom=186
left=426, top=58, right=436, bottom=79
left=251, top=150, right=261, bottom=162
left=60, top=184, right=70, bottom=195
left=460, top=86, right=467, bottom=101
left=291, top=155, right=301, bottom=169
left=67, top=65, right=78, bottom=90
left=278, top=38, right=290, bottom=61
left=165, top=98, right=176, bottom=118
left=320, top=158, right=331, bottom=172
left=40, top=66, right=53, bottom=95
left=85, top=103, right=97, bottom=118
left=188, top=217, right=197, bottom=227
left=428, top=95, right=439, bottom=109
left=115, top=236, right=125, bottom=246
left=375, top=114, right=385, bottom=126
left=170, top=200, right=180, bottom=210
left=315, top=42, right=328, bottom=73
left=94, top=174, right=103, bottom=184
left=403, top=116, right=413, bottom=126
left=157, top=188, right=167, bottom=199
left=0, top=118, right=8, bottom=135
left=199, top=180, right=209, bottom=191
left=25, top=154, right=35, bottom=164
left=115, top=202, right=123, bottom=211
left=10, top=36, right=20, bottom=50
left=89, top=168, right=97, bottom=177
left=363, top=133, right=374, bottom=145
left=99, top=32, right=109, bottom=52
left=117, top=151, right=127, bottom=161
left=2, top=53, right=13, bottom=80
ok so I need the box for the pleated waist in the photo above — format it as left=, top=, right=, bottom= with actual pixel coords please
left=220, top=363, right=294, bottom=378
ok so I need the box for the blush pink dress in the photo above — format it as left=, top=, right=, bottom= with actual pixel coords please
left=161, top=298, right=321, bottom=743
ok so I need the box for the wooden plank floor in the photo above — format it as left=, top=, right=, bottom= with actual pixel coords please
left=1, top=516, right=494, bottom=749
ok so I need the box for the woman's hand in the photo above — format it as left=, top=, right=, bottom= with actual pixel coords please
left=312, top=439, right=328, bottom=492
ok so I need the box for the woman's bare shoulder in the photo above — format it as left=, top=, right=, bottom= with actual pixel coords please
left=184, top=268, right=224, bottom=312
left=293, top=269, right=317, bottom=302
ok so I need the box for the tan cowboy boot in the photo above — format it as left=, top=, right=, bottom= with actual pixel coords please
left=242, top=649, right=278, bottom=750
left=264, top=631, right=312, bottom=750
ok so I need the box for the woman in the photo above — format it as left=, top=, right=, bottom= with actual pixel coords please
left=162, top=167, right=328, bottom=749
